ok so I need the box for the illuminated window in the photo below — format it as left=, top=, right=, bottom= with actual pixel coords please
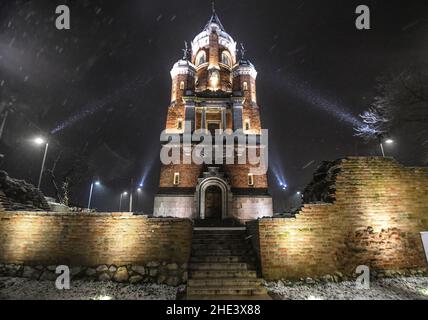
left=248, top=173, right=254, bottom=186
left=177, top=118, right=183, bottom=130
left=180, top=81, right=185, bottom=90
left=196, top=51, right=206, bottom=66
left=174, top=172, right=180, bottom=185
left=221, top=51, right=231, bottom=66
left=243, top=82, right=248, bottom=91
left=245, top=120, right=251, bottom=131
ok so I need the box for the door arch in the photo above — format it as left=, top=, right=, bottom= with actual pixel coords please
left=196, top=177, right=230, bottom=220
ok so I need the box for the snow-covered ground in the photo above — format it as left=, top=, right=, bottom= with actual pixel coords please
left=265, top=277, right=428, bottom=300
left=1, top=276, right=428, bottom=300
left=0, top=277, right=184, bottom=300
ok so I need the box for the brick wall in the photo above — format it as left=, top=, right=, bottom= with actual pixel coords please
left=0, top=212, right=192, bottom=267
left=159, top=163, right=202, bottom=188
left=248, top=157, right=428, bottom=280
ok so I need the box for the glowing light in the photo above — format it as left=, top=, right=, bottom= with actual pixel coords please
left=418, top=288, right=428, bottom=297
left=33, top=137, right=46, bottom=145
left=137, top=188, right=142, bottom=192
left=123, top=192, right=128, bottom=196
left=297, top=191, right=301, bottom=195
left=276, top=73, right=363, bottom=127
left=92, top=295, right=113, bottom=301
left=94, top=181, right=101, bottom=186
left=209, top=69, right=220, bottom=91
left=51, top=76, right=154, bottom=134
left=385, top=139, right=394, bottom=145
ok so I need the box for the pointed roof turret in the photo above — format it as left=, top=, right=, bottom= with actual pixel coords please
left=204, top=1, right=225, bottom=31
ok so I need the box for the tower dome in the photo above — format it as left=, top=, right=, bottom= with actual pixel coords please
left=191, top=7, right=237, bottom=66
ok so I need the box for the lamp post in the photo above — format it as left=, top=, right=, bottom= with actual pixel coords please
left=119, top=192, right=128, bottom=212
left=87, top=180, right=101, bottom=210
left=34, top=137, right=49, bottom=190
left=136, top=187, right=142, bottom=212
left=379, top=137, right=394, bottom=157
left=0, top=107, right=10, bottom=141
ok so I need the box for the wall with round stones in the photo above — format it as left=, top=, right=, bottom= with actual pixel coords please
left=0, top=213, right=192, bottom=285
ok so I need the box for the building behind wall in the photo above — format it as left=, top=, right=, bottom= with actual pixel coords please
left=154, top=8, right=273, bottom=222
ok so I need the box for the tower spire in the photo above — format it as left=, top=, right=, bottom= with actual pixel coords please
left=182, top=41, right=190, bottom=60
left=204, top=1, right=225, bottom=31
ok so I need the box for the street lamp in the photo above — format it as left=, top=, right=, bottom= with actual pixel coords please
left=119, top=192, right=128, bottom=212
left=385, top=139, right=394, bottom=145
left=379, top=137, right=395, bottom=157
left=87, top=180, right=101, bottom=210
left=33, top=137, right=49, bottom=190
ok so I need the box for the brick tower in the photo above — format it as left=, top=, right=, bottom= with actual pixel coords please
left=154, top=8, right=273, bottom=222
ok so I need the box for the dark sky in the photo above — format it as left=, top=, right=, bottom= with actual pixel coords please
left=0, top=0, right=427, bottom=212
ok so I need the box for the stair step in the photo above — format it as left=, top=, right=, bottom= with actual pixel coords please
left=192, top=244, right=250, bottom=250
left=193, top=230, right=246, bottom=236
left=189, top=263, right=249, bottom=271
left=188, top=278, right=263, bottom=287
left=192, top=249, right=251, bottom=256
left=190, top=270, right=258, bottom=279
left=187, top=286, right=268, bottom=296
left=192, top=238, right=246, bottom=242
left=190, top=256, right=254, bottom=263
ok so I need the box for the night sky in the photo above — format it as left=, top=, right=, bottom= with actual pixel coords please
left=0, top=0, right=427, bottom=213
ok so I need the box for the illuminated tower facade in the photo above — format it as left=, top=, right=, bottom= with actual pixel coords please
left=154, top=8, right=273, bottom=222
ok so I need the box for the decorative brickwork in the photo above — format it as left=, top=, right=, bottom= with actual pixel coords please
left=0, top=212, right=192, bottom=267
left=248, top=157, right=428, bottom=280
left=154, top=10, right=273, bottom=220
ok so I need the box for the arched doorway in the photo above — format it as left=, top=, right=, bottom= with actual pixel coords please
left=205, top=185, right=222, bottom=220
left=196, top=177, right=230, bottom=220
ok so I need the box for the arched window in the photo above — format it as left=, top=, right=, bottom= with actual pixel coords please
left=221, top=51, right=231, bottom=66
left=245, top=119, right=251, bottom=131
left=196, top=51, right=206, bottom=67
left=174, top=172, right=180, bottom=185
left=243, top=81, right=248, bottom=91
left=179, top=81, right=185, bottom=90
left=248, top=173, right=254, bottom=186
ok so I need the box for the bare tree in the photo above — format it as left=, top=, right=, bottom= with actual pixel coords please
left=355, top=67, right=428, bottom=159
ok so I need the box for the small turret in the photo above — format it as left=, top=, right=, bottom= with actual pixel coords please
left=170, top=45, right=196, bottom=103
left=232, top=49, right=258, bottom=104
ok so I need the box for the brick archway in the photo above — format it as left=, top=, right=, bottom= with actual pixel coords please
left=196, top=177, right=230, bottom=220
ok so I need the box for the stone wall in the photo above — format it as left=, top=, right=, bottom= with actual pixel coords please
left=0, top=212, right=192, bottom=269
left=154, top=195, right=195, bottom=219
left=248, top=157, right=428, bottom=280
left=231, top=195, right=273, bottom=222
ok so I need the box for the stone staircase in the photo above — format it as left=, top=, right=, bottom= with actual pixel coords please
left=186, top=226, right=270, bottom=300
